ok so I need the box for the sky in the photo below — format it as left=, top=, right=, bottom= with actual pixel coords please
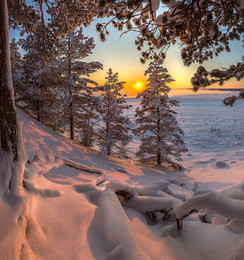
left=10, top=14, right=244, bottom=97
left=82, top=19, right=244, bottom=97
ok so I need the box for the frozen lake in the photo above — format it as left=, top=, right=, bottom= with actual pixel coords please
left=126, top=93, right=244, bottom=185
left=127, top=93, right=244, bottom=153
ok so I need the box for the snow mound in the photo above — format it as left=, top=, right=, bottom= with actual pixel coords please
left=215, top=161, right=229, bottom=168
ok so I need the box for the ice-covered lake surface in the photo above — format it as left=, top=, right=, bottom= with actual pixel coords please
left=126, top=93, right=244, bottom=188
left=127, top=93, right=244, bottom=152
left=175, top=94, right=244, bottom=151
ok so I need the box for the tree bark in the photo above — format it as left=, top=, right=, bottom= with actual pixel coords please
left=106, top=99, right=111, bottom=155
left=106, top=122, right=110, bottom=155
left=37, top=97, right=41, bottom=122
left=69, top=88, right=74, bottom=140
left=0, top=0, right=19, bottom=160
left=68, top=35, right=74, bottom=140
left=157, top=110, right=161, bottom=165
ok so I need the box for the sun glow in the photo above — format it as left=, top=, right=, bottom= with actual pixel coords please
left=133, top=80, right=144, bottom=91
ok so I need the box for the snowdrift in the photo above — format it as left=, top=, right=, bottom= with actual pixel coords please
left=0, top=102, right=244, bottom=259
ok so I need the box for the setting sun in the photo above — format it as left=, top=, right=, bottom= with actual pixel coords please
left=133, top=80, right=144, bottom=91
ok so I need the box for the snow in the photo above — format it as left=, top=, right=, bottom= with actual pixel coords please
left=127, top=94, right=244, bottom=188
left=176, top=190, right=244, bottom=221
left=151, top=0, right=160, bottom=12
left=0, top=93, right=244, bottom=259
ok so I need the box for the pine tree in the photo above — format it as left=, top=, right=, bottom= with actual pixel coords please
left=0, top=0, right=99, bottom=166
left=57, top=28, right=102, bottom=139
left=134, top=59, right=187, bottom=169
left=74, top=84, right=101, bottom=147
left=20, top=23, right=61, bottom=128
left=97, top=69, right=132, bottom=158
left=0, top=0, right=101, bottom=254
left=10, top=38, right=23, bottom=94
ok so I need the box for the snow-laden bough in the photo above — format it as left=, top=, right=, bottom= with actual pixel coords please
left=176, top=191, right=244, bottom=230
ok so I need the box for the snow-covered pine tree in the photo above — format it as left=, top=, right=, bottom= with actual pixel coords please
left=1, top=0, right=242, bottom=194
left=134, top=59, right=187, bottom=170
left=0, top=0, right=99, bottom=166
left=0, top=1, right=101, bottom=254
left=10, top=38, right=23, bottom=94
left=20, top=23, right=61, bottom=129
left=57, top=28, right=103, bottom=140
left=73, top=84, right=101, bottom=147
left=97, top=69, right=132, bottom=158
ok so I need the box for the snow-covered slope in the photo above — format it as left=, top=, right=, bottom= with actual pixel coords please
left=1, top=94, right=243, bottom=260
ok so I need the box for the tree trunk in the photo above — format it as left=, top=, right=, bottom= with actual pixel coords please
left=157, top=110, right=161, bottom=165
left=157, top=138, right=161, bottom=165
left=69, top=89, right=74, bottom=140
left=106, top=122, right=110, bottom=155
left=157, top=149, right=161, bottom=165
left=106, top=100, right=111, bottom=155
left=37, top=98, right=41, bottom=122
left=68, top=35, right=74, bottom=140
left=0, top=0, right=19, bottom=160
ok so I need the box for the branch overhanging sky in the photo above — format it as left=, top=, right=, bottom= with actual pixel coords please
left=10, top=15, right=244, bottom=97
left=82, top=18, right=243, bottom=97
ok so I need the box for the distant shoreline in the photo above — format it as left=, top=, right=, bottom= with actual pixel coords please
left=126, top=88, right=243, bottom=99
left=176, top=88, right=244, bottom=92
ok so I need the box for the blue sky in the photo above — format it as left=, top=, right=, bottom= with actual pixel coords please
left=82, top=19, right=244, bottom=96
left=10, top=16, right=243, bottom=97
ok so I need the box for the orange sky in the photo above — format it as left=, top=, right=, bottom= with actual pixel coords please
left=83, top=21, right=244, bottom=97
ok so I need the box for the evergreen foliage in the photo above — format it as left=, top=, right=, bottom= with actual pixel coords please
left=191, top=65, right=244, bottom=106
left=57, top=28, right=103, bottom=139
left=74, top=86, right=101, bottom=147
left=134, top=59, right=187, bottom=169
left=0, top=0, right=100, bottom=160
left=10, top=38, right=23, bottom=93
left=97, top=69, right=132, bottom=158
left=19, top=22, right=61, bottom=129
left=96, top=0, right=244, bottom=103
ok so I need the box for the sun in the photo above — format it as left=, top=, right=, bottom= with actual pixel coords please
left=133, top=80, right=144, bottom=91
